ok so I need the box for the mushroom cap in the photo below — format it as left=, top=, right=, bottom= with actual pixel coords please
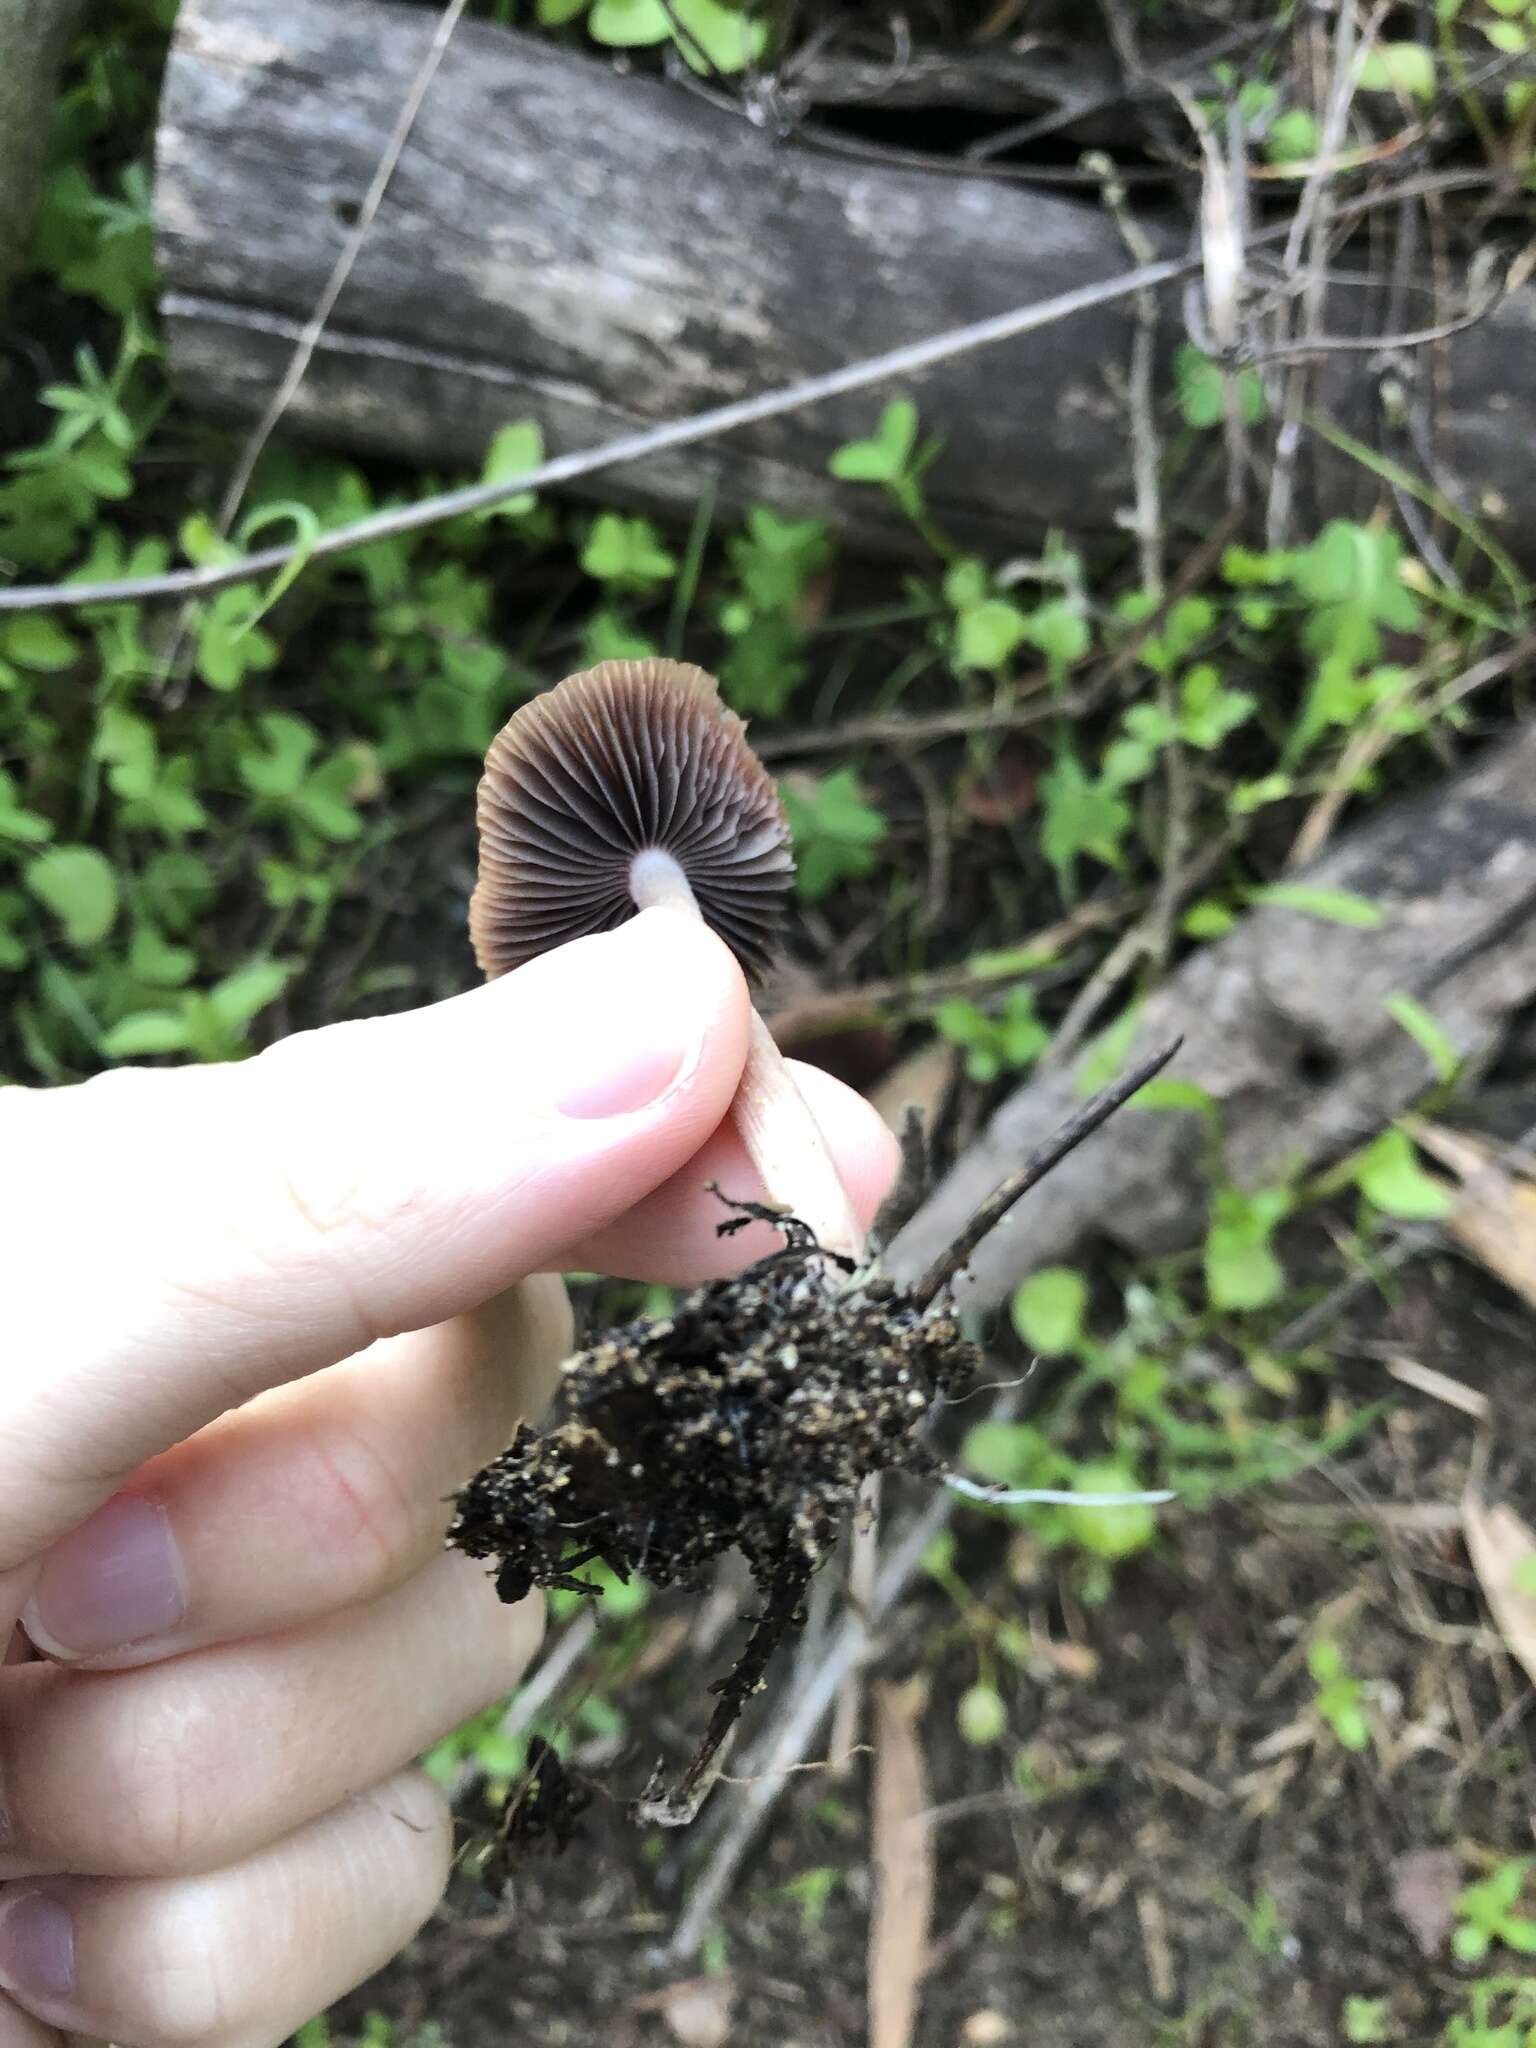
left=469, top=658, right=793, bottom=982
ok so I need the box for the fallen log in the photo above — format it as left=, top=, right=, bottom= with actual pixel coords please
left=889, top=719, right=1536, bottom=1310
left=153, top=0, right=1536, bottom=561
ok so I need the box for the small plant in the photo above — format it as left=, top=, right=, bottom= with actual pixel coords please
left=828, top=398, right=944, bottom=542
left=934, top=988, right=1049, bottom=1082
left=1343, top=1994, right=1393, bottom=2043
left=1455, top=1864, right=1536, bottom=1965
left=780, top=768, right=888, bottom=901
left=537, top=0, right=766, bottom=73
left=1307, top=1638, right=1371, bottom=1752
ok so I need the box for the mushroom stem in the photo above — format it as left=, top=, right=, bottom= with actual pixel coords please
left=631, top=851, right=864, bottom=1262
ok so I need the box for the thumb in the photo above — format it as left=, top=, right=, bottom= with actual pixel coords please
left=2, top=910, right=750, bottom=1575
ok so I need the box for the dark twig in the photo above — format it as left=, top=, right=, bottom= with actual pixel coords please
left=910, top=1037, right=1184, bottom=1310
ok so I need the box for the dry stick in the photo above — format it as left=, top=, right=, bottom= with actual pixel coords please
left=908, top=1035, right=1183, bottom=1310
left=1286, top=628, right=1536, bottom=869
left=1, top=174, right=1494, bottom=617
left=764, top=892, right=1137, bottom=1044
left=828, top=1471, right=880, bottom=1779
left=1087, top=149, right=1194, bottom=979
left=1267, top=0, right=1387, bottom=548
left=216, top=0, right=470, bottom=528
left=154, top=0, right=469, bottom=699
left=446, top=1606, right=600, bottom=1802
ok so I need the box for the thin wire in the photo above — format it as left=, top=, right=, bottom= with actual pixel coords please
left=0, top=248, right=1195, bottom=612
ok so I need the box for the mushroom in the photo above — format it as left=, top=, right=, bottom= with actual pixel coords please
left=452, top=657, right=1184, bottom=1830
left=469, top=657, right=864, bottom=1260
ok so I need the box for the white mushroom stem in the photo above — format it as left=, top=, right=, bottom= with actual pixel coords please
left=629, top=850, right=864, bottom=1262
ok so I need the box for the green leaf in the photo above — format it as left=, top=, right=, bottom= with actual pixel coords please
left=580, top=511, right=677, bottom=588
left=1011, top=1267, right=1088, bottom=1356
left=537, top=0, right=588, bottom=19
left=2, top=613, right=77, bottom=672
left=210, top=958, right=291, bottom=1032
left=1355, top=1128, right=1452, bottom=1220
left=1040, top=751, right=1131, bottom=887
left=0, top=768, right=54, bottom=847
left=101, top=1010, right=193, bottom=1058
left=957, top=1683, right=1008, bottom=1747
left=954, top=597, right=1030, bottom=672
left=1134, top=1077, right=1219, bottom=1117
left=239, top=713, right=316, bottom=799
left=1181, top=900, right=1236, bottom=939
left=1179, top=663, right=1255, bottom=748
left=1073, top=1000, right=1142, bottom=1096
left=581, top=608, right=658, bottom=667
left=1250, top=883, right=1384, bottom=929
left=829, top=400, right=918, bottom=484
left=586, top=0, right=672, bottom=45
left=1264, top=107, right=1320, bottom=165
left=479, top=419, right=544, bottom=517
left=666, top=0, right=767, bottom=71
left=781, top=769, right=887, bottom=903
left=25, top=844, right=119, bottom=947
left=196, top=586, right=278, bottom=691
left=1022, top=596, right=1090, bottom=677
left=127, top=924, right=196, bottom=989
left=1205, top=1185, right=1290, bottom=1310
left=1384, top=991, right=1460, bottom=1082
left=1174, top=345, right=1266, bottom=430
left=1359, top=41, right=1436, bottom=100
left=1064, top=1462, right=1158, bottom=1560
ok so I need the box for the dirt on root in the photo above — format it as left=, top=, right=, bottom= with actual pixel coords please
left=337, top=1250, right=1536, bottom=2048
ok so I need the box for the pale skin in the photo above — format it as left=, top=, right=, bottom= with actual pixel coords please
left=0, top=909, right=896, bottom=2048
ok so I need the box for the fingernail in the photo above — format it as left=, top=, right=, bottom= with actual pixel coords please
left=547, top=913, right=710, bottom=1120
left=23, top=1494, right=186, bottom=1661
left=0, top=1890, right=76, bottom=2003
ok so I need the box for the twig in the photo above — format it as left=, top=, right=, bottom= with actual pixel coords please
left=447, top=1605, right=599, bottom=1800
left=1085, top=150, right=1165, bottom=602
left=216, top=0, right=468, bottom=529
left=155, top=0, right=469, bottom=701
left=755, top=690, right=1071, bottom=759
left=828, top=1474, right=880, bottom=1777
left=909, top=1036, right=1184, bottom=1311
left=1286, top=629, right=1536, bottom=869
left=1267, top=1, right=1389, bottom=548
left=764, top=893, right=1137, bottom=1043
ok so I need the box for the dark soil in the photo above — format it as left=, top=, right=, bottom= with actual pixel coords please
left=337, top=1246, right=1536, bottom=2048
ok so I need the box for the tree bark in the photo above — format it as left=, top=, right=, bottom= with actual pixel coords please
left=888, top=720, right=1536, bottom=1311
left=0, top=0, right=86, bottom=302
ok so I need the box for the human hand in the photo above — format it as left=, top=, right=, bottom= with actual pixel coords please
left=0, top=911, right=895, bottom=2048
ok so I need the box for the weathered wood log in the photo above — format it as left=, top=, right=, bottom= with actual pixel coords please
left=153, top=0, right=1536, bottom=560
left=889, top=719, right=1536, bottom=1311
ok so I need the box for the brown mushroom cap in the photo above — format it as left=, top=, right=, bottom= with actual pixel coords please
left=469, top=658, right=793, bottom=982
